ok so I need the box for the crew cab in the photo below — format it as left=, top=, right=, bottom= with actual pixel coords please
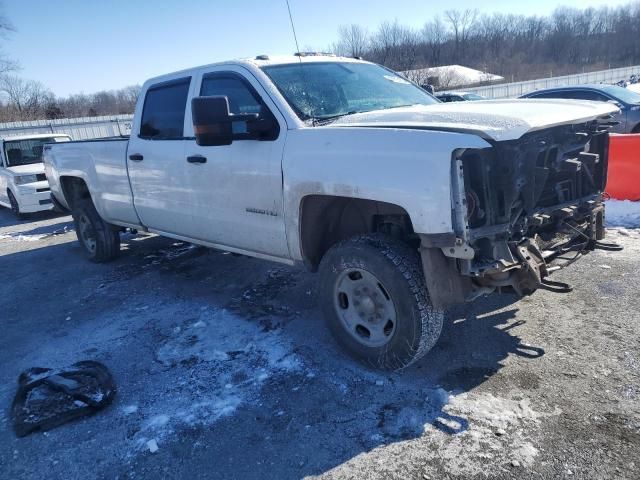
left=0, top=133, right=71, bottom=218
left=44, top=54, right=619, bottom=370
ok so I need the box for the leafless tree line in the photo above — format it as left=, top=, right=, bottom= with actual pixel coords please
left=0, top=76, right=140, bottom=123
left=332, top=2, right=640, bottom=84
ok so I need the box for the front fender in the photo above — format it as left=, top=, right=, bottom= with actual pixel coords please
left=282, top=127, right=491, bottom=260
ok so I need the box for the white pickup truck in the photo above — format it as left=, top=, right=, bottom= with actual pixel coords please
left=44, top=54, right=619, bottom=370
left=0, top=133, right=71, bottom=218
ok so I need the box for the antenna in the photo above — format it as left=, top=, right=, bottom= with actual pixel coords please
left=285, top=0, right=316, bottom=125
left=286, top=0, right=301, bottom=55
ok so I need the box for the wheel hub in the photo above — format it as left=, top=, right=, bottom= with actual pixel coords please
left=334, top=268, right=397, bottom=348
left=78, top=214, right=97, bottom=253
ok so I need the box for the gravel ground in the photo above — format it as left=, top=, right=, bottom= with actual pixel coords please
left=0, top=208, right=639, bottom=480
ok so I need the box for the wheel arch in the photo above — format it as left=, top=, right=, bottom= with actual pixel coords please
left=298, top=194, right=416, bottom=270
left=59, top=176, right=93, bottom=210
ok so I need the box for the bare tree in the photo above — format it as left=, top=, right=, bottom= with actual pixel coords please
left=334, top=24, right=369, bottom=57
left=444, top=9, right=478, bottom=61
left=370, top=20, right=420, bottom=70
left=116, top=85, right=141, bottom=113
left=0, top=75, right=52, bottom=120
left=0, top=78, right=141, bottom=122
left=422, top=17, right=448, bottom=65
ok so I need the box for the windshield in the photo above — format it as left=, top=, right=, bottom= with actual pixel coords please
left=600, top=85, right=640, bottom=105
left=262, top=62, right=438, bottom=121
left=3, top=136, right=70, bottom=167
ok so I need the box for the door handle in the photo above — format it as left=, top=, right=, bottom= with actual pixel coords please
left=129, top=154, right=144, bottom=161
left=187, top=155, right=207, bottom=164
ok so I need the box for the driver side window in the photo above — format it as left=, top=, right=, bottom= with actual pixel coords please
left=200, top=75, right=263, bottom=115
left=199, top=73, right=279, bottom=141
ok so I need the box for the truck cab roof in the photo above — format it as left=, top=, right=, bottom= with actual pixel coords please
left=142, top=54, right=368, bottom=86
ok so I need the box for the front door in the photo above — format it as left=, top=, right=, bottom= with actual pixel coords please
left=182, top=66, right=289, bottom=259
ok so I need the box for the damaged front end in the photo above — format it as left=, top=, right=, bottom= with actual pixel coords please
left=431, top=115, right=622, bottom=304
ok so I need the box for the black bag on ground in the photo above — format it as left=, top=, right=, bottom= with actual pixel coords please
left=11, top=360, right=116, bottom=437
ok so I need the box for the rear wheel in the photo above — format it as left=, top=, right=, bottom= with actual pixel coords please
left=319, top=233, right=444, bottom=371
left=7, top=190, right=26, bottom=220
left=72, top=199, right=120, bottom=262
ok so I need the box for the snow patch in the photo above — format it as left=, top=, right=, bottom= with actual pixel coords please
left=420, top=392, right=558, bottom=476
left=156, top=308, right=301, bottom=371
left=146, top=439, right=159, bottom=453
left=0, top=232, right=48, bottom=242
left=122, top=405, right=138, bottom=415
left=125, top=303, right=302, bottom=453
left=605, top=199, right=640, bottom=228
left=628, top=83, right=640, bottom=94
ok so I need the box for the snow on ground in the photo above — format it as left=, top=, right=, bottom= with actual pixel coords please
left=128, top=303, right=304, bottom=453
left=401, top=64, right=504, bottom=87
left=430, top=392, right=560, bottom=472
left=627, top=83, right=640, bottom=94
left=605, top=199, right=640, bottom=228
left=0, top=232, right=48, bottom=242
left=8, top=274, right=305, bottom=457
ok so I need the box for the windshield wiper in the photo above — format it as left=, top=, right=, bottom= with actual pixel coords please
left=312, top=111, right=359, bottom=125
left=311, top=104, right=423, bottom=126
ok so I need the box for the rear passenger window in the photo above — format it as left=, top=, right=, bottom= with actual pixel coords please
left=140, top=78, right=191, bottom=139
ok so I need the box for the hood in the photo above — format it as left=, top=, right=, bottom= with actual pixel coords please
left=5, top=163, right=45, bottom=176
left=329, top=99, right=619, bottom=141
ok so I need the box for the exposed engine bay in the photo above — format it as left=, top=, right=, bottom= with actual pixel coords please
left=445, top=116, right=622, bottom=299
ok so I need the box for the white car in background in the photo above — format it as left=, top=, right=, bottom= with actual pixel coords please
left=0, top=133, right=71, bottom=218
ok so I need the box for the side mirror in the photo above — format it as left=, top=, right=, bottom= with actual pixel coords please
left=191, top=96, right=259, bottom=146
left=607, top=99, right=623, bottom=109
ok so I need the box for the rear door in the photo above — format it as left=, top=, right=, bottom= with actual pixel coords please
left=127, top=76, right=194, bottom=234
left=182, top=66, right=290, bottom=258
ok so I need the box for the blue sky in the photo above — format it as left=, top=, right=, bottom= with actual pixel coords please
left=3, top=0, right=631, bottom=96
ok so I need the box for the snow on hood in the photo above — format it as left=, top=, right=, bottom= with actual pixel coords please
left=329, top=99, right=619, bottom=142
left=5, top=163, right=45, bottom=176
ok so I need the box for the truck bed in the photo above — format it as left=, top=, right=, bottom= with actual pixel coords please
left=44, top=137, right=141, bottom=227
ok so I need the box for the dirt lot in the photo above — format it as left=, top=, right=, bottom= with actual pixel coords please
left=0, top=208, right=639, bottom=480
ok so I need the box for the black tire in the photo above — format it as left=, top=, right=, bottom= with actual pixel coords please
left=71, top=199, right=120, bottom=263
left=318, top=233, right=444, bottom=371
left=7, top=190, right=26, bottom=220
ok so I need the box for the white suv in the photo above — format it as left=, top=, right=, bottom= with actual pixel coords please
left=0, top=133, right=71, bottom=218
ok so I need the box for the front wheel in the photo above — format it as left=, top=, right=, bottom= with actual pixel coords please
left=318, top=234, right=444, bottom=371
left=72, top=199, right=121, bottom=263
left=7, top=190, right=26, bottom=220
